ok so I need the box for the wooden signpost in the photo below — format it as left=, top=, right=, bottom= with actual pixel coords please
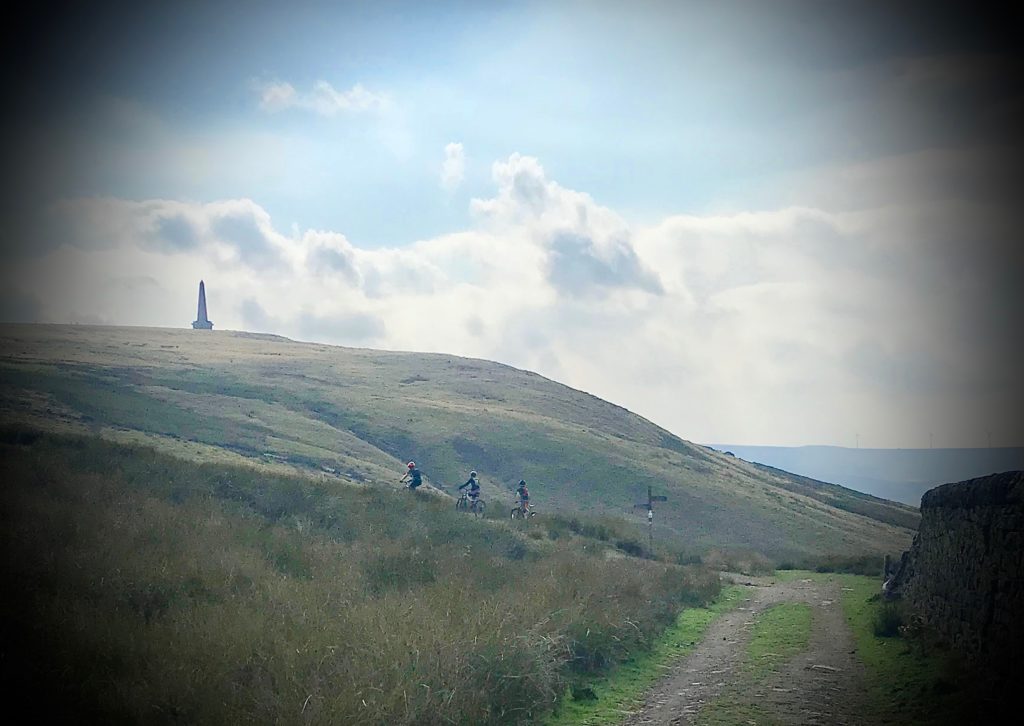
left=634, top=485, right=668, bottom=557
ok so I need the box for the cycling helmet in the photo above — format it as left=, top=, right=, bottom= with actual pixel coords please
left=407, top=461, right=416, bottom=468
left=470, top=470, right=477, bottom=477
left=518, top=479, right=526, bottom=486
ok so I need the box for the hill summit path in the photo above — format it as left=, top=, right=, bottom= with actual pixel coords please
left=622, top=575, right=871, bottom=725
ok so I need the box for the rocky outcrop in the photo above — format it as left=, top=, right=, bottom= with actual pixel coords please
left=886, top=471, right=1023, bottom=670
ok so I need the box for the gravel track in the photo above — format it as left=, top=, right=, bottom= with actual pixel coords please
left=622, top=575, right=871, bottom=725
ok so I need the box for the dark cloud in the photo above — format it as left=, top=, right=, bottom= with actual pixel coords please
left=547, top=232, right=662, bottom=297
left=211, top=211, right=281, bottom=270
left=308, top=246, right=359, bottom=285
left=151, top=214, right=200, bottom=252
left=510, top=166, right=547, bottom=212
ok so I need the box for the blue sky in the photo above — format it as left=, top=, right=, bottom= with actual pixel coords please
left=2, top=1, right=1022, bottom=447
left=35, top=0, right=995, bottom=243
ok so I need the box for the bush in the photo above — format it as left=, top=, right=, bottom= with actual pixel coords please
left=873, top=600, right=905, bottom=637
left=615, top=538, right=646, bottom=558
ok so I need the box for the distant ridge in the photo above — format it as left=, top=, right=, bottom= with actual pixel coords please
left=709, top=444, right=1024, bottom=506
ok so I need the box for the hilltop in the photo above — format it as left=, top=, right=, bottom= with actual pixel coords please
left=0, top=324, right=916, bottom=560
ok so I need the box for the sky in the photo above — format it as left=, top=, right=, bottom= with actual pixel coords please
left=1, top=0, right=1022, bottom=448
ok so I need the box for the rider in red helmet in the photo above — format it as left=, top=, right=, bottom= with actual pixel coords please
left=400, top=461, right=423, bottom=490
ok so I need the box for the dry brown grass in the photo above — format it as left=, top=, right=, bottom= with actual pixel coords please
left=2, top=429, right=720, bottom=724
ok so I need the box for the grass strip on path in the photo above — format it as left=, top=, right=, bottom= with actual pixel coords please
left=695, top=599, right=812, bottom=726
left=746, top=601, right=813, bottom=682
left=545, top=584, right=747, bottom=726
left=774, top=570, right=981, bottom=725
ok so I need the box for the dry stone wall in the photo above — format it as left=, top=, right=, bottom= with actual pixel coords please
left=886, top=470, right=1023, bottom=670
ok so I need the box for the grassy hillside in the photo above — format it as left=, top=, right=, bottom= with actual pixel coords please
left=0, top=324, right=916, bottom=560
left=2, top=429, right=720, bottom=724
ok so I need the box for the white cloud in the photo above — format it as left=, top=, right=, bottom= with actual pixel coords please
left=471, top=153, right=661, bottom=296
left=5, top=152, right=1019, bottom=448
left=255, top=80, right=387, bottom=115
left=440, top=142, right=465, bottom=191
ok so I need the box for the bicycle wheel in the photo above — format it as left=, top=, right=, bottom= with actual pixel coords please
left=456, top=496, right=466, bottom=511
left=474, top=500, right=485, bottom=517
left=510, top=507, right=520, bottom=520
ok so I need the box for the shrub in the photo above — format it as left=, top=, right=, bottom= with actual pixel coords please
left=615, top=538, right=646, bottom=558
left=873, top=600, right=905, bottom=637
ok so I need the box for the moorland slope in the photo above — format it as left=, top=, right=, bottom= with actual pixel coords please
left=0, top=324, right=916, bottom=560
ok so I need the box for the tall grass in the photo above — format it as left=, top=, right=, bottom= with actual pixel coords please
left=1, top=429, right=720, bottom=724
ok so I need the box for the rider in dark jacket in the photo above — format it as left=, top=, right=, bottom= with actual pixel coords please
left=515, top=479, right=530, bottom=512
left=459, top=470, right=481, bottom=502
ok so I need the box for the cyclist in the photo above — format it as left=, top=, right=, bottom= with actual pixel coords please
left=400, top=461, right=423, bottom=490
left=459, top=470, right=481, bottom=507
left=515, top=479, right=530, bottom=514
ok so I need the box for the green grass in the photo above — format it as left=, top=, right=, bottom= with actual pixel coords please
left=746, top=602, right=813, bottom=681
left=1, top=429, right=723, bottom=724
left=545, top=585, right=747, bottom=725
left=0, top=323, right=917, bottom=562
left=835, top=574, right=977, bottom=725
left=769, top=571, right=997, bottom=724
left=693, top=598, right=812, bottom=726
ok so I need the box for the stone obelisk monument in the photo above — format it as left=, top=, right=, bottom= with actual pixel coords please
left=191, top=280, right=214, bottom=330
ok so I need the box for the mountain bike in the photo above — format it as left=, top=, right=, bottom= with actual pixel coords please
left=510, top=501, right=535, bottom=520
left=457, top=492, right=485, bottom=516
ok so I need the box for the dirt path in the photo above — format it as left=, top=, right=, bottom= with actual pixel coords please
left=622, top=575, right=870, bottom=725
